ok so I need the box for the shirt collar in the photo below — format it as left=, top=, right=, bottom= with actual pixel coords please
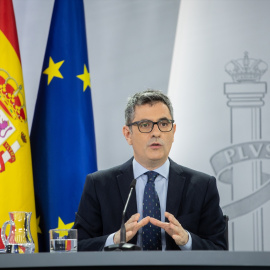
left=132, top=158, right=170, bottom=179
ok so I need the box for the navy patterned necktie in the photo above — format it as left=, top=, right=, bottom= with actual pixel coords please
left=142, top=171, right=162, bottom=250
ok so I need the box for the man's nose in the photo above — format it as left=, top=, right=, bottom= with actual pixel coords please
left=151, top=123, right=161, bottom=134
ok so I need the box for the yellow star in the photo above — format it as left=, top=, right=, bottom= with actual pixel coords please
left=56, top=217, right=74, bottom=237
left=36, top=216, right=42, bottom=234
left=77, top=64, right=91, bottom=91
left=43, top=57, right=64, bottom=85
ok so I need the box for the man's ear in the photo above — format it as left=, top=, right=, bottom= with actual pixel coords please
left=122, top=125, right=133, bottom=145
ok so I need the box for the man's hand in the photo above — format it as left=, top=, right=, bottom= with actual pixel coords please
left=150, top=211, right=189, bottom=246
left=113, top=213, right=150, bottom=244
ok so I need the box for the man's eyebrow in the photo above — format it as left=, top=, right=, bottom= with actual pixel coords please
left=137, top=117, right=170, bottom=122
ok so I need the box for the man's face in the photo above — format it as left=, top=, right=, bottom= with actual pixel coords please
left=123, top=102, right=176, bottom=170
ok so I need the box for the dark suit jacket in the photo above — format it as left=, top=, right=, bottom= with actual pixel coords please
left=74, top=158, right=227, bottom=251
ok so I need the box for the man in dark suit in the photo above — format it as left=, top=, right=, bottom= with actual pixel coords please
left=74, top=90, right=227, bottom=251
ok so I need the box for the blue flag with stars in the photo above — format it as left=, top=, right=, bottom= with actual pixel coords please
left=30, top=0, right=97, bottom=251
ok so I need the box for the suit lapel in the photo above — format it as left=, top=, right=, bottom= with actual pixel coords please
left=165, top=160, right=187, bottom=249
left=116, top=158, right=137, bottom=219
left=166, top=160, right=186, bottom=218
left=116, top=158, right=138, bottom=245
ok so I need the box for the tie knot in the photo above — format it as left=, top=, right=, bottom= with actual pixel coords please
left=145, top=171, right=159, bottom=183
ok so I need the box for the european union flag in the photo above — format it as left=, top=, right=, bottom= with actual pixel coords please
left=30, top=0, right=97, bottom=251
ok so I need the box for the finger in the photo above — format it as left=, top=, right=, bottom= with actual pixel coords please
left=135, top=216, right=150, bottom=230
left=149, top=217, right=169, bottom=229
left=130, top=213, right=140, bottom=222
left=126, top=213, right=140, bottom=225
left=172, top=231, right=189, bottom=246
left=125, top=216, right=148, bottom=233
left=150, top=217, right=180, bottom=236
left=165, top=212, right=181, bottom=227
left=125, top=220, right=138, bottom=231
left=168, top=222, right=183, bottom=235
left=125, top=217, right=150, bottom=242
left=171, top=234, right=182, bottom=245
left=165, top=215, right=186, bottom=236
left=165, top=219, right=188, bottom=244
left=126, top=230, right=135, bottom=242
left=139, top=216, right=150, bottom=225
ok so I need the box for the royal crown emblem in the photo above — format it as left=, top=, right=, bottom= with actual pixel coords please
left=0, top=68, right=27, bottom=173
left=0, top=68, right=26, bottom=123
left=225, top=52, right=268, bottom=83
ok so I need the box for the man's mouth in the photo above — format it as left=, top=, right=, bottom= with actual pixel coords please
left=150, top=143, right=162, bottom=148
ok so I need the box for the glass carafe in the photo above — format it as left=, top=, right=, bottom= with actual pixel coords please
left=1, top=211, right=35, bottom=253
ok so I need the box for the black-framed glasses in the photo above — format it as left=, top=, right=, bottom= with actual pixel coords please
left=127, top=119, right=175, bottom=133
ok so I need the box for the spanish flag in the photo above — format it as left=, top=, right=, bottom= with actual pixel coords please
left=0, top=0, right=38, bottom=252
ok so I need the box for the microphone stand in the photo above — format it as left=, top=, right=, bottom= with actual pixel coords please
left=104, top=179, right=141, bottom=251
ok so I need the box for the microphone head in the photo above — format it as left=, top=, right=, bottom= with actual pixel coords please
left=130, top=179, right=136, bottom=189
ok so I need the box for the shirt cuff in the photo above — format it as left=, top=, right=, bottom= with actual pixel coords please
left=179, top=231, right=192, bottom=250
left=104, top=233, right=115, bottom=248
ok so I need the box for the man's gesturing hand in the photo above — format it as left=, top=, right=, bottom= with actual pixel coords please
left=150, top=211, right=189, bottom=246
left=113, top=213, right=150, bottom=244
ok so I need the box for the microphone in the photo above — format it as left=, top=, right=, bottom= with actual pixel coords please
left=104, top=179, right=141, bottom=251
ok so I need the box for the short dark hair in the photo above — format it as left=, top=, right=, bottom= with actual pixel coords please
left=125, top=89, right=174, bottom=125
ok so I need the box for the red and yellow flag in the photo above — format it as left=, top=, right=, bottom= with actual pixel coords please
left=0, top=0, right=38, bottom=251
